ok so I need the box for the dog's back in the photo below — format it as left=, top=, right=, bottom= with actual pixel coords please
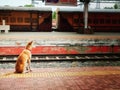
left=15, top=41, right=33, bottom=73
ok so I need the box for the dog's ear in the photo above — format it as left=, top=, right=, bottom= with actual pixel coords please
left=29, top=41, right=33, bottom=45
left=25, top=41, right=33, bottom=50
left=28, top=41, right=33, bottom=45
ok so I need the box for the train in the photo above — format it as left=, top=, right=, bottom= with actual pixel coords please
left=56, top=8, right=120, bottom=32
left=0, top=6, right=52, bottom=32
left=0, top=6, right=120, bottom=32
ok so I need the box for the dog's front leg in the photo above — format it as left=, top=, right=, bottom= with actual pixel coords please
left=27, top=58, right=32, bottom=72
left=26, top=66, right=29, bottom=71
left=28, top=64, right=32, bottom=72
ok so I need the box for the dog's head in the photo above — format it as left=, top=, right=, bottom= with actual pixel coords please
left=25, top=41, right=33, bottom=51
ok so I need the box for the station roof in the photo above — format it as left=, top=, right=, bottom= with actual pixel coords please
left=58, top=8, right=120, bottom=13
left=0, top=6, right=52, bottom=12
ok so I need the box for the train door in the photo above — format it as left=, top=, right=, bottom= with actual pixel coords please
left=72, top=14, right=80, bottom=31
left=30, top=12, right=39, bottom=31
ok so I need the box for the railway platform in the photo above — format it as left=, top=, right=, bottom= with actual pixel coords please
left=0, top=66, right=120, bottom=90
left=0, top=32, right=120, bottom=55
left=0, top=32, right=120, bottom=90
left=0, top=32, right=120, bottom=40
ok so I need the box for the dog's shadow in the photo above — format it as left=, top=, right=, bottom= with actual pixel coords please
left=0, top=71, right=32, bottom=78
left=0, top=72, right=14, bottom=78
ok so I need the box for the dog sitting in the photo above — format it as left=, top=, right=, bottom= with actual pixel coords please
left=15, top=41, right=33, bottom=73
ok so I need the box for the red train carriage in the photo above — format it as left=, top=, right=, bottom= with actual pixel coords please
left=89, top=9, right=120, bottom=32
left=56, top=8, right=120, bottom=32
left=0, top=6, right=52, bottom=32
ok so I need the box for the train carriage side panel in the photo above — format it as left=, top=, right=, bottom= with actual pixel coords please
left=0, top=6, right=52, bottom=32
left=88, top=10, right=120, bottom=32
left=39, top=11, right=52, bottom=32
left=11, top=11, right=31, bottom=31
left=57, top=8, right=84, bottom=32
left=57, top=12, right=73, bottom=32
left=57, top=8, right=120, bottom=32
left=0, top=10, right=32, bottom=31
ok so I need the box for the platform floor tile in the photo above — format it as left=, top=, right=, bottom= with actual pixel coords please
left=1, top=70, right=120, bottom=79
left=0, top=67, right=120, bottom=90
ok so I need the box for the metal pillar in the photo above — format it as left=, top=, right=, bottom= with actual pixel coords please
left=84, top=1, right=89, bottom=29
left=96, top=0, right=100, bottom=9
left=31, top=0, right=34, bottom=6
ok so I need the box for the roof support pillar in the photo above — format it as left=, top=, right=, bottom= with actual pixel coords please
left=84, top=1, right=89, bottom=29
left=78, top=0, right=94, bottom=34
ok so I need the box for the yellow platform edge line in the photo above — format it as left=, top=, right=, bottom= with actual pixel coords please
left=0, top=70, right=120, bottom=79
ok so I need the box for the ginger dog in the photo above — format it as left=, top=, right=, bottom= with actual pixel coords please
left=15, top=41, right=33, bottom=73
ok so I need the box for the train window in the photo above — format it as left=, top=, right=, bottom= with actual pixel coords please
left=44, top=18, right=50, bottom=23
left=119, top=19, right=120, bottom=24
left=0, top=17, right=2, bottom=24
left=94, top=19, right=98, bottom=24
left=25, top=18, right=30, bottom=23
left=32, top=18, right=37, bottom=23
left=116, top=19, right=119, bottom=24
left=73, top=18, right=79, bottom=24
left=10, top=17, right=16, bottom=23
left=106, top=19, right=110, bottom=24
left=88, top=19, right=92, bottom=24
left=17, top=17, right=23, bottom=23
left=112, top=19, right=117, bottom=24
left=2, top=17, right=9, bottom=23
left=100, top=19, right=104, bottom=24
left=80, top=19, right=84, bottom=24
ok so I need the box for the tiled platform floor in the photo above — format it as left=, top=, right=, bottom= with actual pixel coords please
left=0, top=66, right=120, bottom=90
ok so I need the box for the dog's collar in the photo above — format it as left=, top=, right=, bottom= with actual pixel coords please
left=27, top=49, right=31, bottom=52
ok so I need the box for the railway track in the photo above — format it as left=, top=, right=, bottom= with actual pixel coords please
left=0, top=53, right=120, bottom=63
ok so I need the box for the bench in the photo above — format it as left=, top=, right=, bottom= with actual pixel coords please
left=0, top=20, right=10, bottom=33
left=0, top=25, right=10, bottom=33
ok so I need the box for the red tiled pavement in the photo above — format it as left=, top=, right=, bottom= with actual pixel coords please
left=0, top=66, right=120, bottom=90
